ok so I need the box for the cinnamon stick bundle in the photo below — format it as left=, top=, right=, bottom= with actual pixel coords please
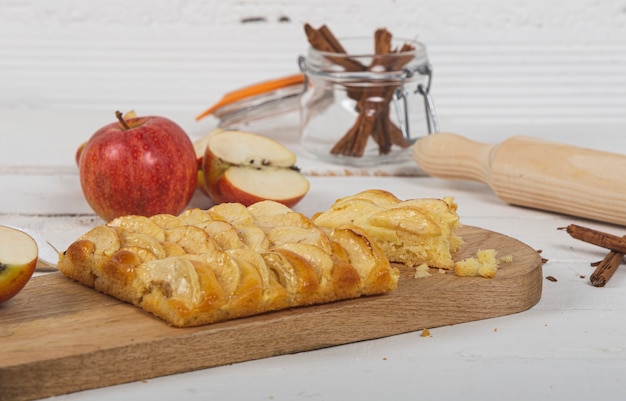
left=304, top=24, right=414, bottom=157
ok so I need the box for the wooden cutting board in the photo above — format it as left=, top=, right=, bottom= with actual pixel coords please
left=0, top=226, right=542, bottom=401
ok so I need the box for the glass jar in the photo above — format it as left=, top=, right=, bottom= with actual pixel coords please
left=298, top=37, right=438, bottom=167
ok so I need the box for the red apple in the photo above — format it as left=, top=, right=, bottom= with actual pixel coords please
left=201, top=130, right=310, bottom=207
left=75, top=111, right=137, bottom=167
left=0, top=226, right=38, bottom=304
left=78, top=111, right=198, bottom=221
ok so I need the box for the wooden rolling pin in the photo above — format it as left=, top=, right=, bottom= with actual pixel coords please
left=412, top=133, right=626, bottom=226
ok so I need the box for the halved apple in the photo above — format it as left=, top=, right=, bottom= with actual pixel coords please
left=193, top=129, right=223, bottom=197
left=201, top=130, right=310, bottom=207
left=0, top=225, right=39, bottom=304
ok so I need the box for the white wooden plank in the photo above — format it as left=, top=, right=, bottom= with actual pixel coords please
left=1, top=1, right=625, bottom=122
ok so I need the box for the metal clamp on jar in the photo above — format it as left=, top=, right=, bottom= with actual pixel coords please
left=298, top=37, right=438, bottom=167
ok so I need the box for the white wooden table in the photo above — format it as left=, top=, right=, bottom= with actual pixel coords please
left=2, top=106, right=626, bottom=400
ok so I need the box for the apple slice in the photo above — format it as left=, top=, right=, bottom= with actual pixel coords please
left=0, top=225, right=39, bottom=303
left=193, top=128, right=223, bottom=161
left=193, top=129, right=223, bottom=197
left=202, top=130, right=310, bottom=207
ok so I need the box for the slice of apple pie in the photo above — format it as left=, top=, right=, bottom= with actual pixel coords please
left=58, top=200, right=399, bottom=327
left=312, top=189, right=463, bottom=269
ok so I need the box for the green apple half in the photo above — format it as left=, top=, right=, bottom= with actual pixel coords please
left=0, top=225, right=39, bottom=304
left=201, top=130, right=310, bottom=207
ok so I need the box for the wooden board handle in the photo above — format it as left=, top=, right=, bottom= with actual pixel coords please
left=413, top=133, right=626, bottom=226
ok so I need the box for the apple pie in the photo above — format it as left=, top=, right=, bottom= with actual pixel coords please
left=312, top=189, right=463, bottom=269
left=58, top=200, right=399, bottom=327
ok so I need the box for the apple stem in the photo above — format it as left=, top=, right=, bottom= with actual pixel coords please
left=115, top=110, right=131, bottom=130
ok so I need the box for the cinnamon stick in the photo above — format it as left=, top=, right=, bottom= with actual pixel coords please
left=303, top=23, right=336, bottom=52
left=330, top=114, right=368, bottom=157
left=303, top=24, right=364, bottom=72
left=590, top=247, right=624, bottom=287
left=318, top=25, right=347, bottom=53
left=565, top=224, right=626, bottom=254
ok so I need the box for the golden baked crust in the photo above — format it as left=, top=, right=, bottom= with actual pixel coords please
left=58, top=200, right=399, bottom=327
left=312, top=189, right=463, bottom=269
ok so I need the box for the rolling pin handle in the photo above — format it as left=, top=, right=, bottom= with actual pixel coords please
left=412, top=133, right=494, bottom=185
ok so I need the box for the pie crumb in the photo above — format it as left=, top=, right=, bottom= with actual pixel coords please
left=414, top=263, right=432, bottom=279
left=454, top=249, right=499, bottom=278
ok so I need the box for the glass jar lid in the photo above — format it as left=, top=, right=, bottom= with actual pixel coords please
left=196, top=74, right=304, bottom=127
